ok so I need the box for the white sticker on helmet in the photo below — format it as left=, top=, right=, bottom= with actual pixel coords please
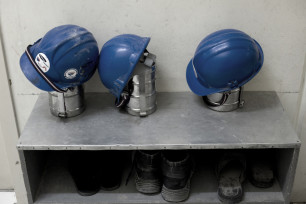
left=64, top=68, right=78, bottom=79
left=35, top=53, right=50, bottom=73
left=192, top=60, right=198, bottom=78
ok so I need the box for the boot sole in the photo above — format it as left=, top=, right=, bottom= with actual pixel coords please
left=161, top=162, right=194, bottom=202
left=161, top=181, right=190, bottom=202
left=218, top=188, right=243, bottom=204
left=135, top=172, right=161, bottom=194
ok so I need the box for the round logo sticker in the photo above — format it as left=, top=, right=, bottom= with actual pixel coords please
left=35, top=53, right=50, bottom=73
left=64, top=68, right=78, bottom=79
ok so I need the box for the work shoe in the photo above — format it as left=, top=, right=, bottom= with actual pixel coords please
left=249, top=150, right=274, bottom=188
left=161, top=150, right=193, bottom=202
left=216, top=152, right=246, bottom=204
left=135, top=150, right=162, bottom=194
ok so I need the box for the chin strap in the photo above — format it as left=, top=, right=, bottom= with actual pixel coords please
left=25, top=45, right=67, bottom=93
left=115, top=90, right=131, bottom=108
left=115, top=79, right=133, bottom=108
left=203, top=87, right=244, bottom=108
left=238, top=87, right=245, bottom=108
left=203, top=92, right=230, bottom=107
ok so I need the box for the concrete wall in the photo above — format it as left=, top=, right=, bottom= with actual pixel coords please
left=0, top=14, right=13, bottom=191
left=291, top=54, right=306, bottom=201
left=0, top=125, right=13, bottom=190
left=1, top=0, right=305, bottom=130
left=0, top=23, right=27, bottom=204
left=0, top=0, right=305, bottom=202
left=293, top=111, right=306, bottom=201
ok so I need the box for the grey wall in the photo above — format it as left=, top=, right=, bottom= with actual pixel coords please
left=0, top=125, right=13, bottom=190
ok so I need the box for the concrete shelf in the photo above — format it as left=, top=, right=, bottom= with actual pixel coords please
left=18, top=92, right=300, bottom=150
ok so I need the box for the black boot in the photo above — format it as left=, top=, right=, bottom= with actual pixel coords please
left=68, top=151, right=102, bottom=196
left=100, top=151, right=123, bottom=191
left=135, top=150, right=162, bottom=194
left=161, top=151, right=193, bottom=202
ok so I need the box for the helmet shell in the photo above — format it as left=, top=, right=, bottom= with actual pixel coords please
left=98, top=34, right=150, bottom=99
left=186, top=29, right=264, bottom=96
left=20, top=24, right=99, bottom=91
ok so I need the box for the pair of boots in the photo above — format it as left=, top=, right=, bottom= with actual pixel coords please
left=134, top=150, right=193, bottom=202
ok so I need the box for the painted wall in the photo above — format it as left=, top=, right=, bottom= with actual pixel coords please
left=292, top=54, right=306, bottom=201
left=0, top=35, right=27, bottom=203
left=0, top=125, right=13, bottom=190
left=292, top=106, right=306, bottom=201
left=0, top=0, right=305, bottom=201
left=1, top=0, right=306, bottom=130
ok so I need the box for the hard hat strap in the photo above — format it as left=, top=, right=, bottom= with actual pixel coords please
left=25, top=45, right=67, bottom=93
left=139, top=49, right=156, bottom=67
left=203, top=92, right=230, bottom=107
left=139, top=49, right=149, bottom=63
left=238, top=86, right=245, bottom=108
left=203, top=87, right=245, bottom=108
left=115, top=91, right=130, bottom=108
left=115, top=79, right=133, bottom=108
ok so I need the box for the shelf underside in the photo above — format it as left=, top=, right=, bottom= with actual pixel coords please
left=34, top=152, right=285, bottom=204
left=18, top=92, right=300, bottom=150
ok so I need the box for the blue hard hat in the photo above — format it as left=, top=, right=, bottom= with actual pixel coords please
left=98, top=34, right=150, bottom=99
left=20, top=25, right=99, bottom=92
left=186, top=29, right=264, bottom=96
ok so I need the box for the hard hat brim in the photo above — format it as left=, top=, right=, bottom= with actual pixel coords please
left=186, top=60, right=221, bottom=96
left=19, top=45, right=63, bottom=92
